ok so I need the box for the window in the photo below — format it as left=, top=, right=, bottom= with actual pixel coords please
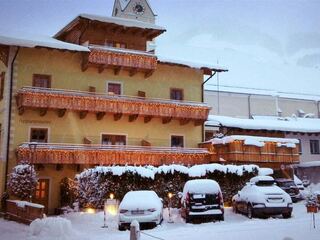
left=171, top=135, right=184, bottom=147
left=105, top=40, right=127, bottom=49
left=170, top=88, right=183, bottom=100
left=0, top=72, right=5, bottom=100
left=102, top=134, right=126, bottom=145
left=298, top=139, right=302, bottom=154
left=33, top=74, right=51, bottom=88
left=205, top=130, right=214, bottom=141
left=107, top=82, right=122, bottom=95
left=30, top=128, right=48, bottom=143
left=310, top=140, right=320, bottom=154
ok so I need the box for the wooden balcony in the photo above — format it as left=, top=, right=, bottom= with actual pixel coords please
left=82, top=45, right=157, bottom=77
left=17, top=143, right=212, bottom=166
left=199, top=139, right=300, bottom=166
left=16, top=87, right=210, bottom=125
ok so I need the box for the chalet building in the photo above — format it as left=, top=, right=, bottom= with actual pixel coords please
left=204, top=86, right=320, bottom=173
left=0, top=0, right=227, bottom=213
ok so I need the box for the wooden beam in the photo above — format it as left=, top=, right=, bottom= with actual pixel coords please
left=144, top=116, right=152, bottom=123
left=18, top=107, right=25, bottom=115
left=39, top=108, right=47, bottom=117
left=194, top=120, right=204, bottom=126
left=179, top=118, right=190, bottom=126
left=96, top=112, right=105, bottom=120
left=56, top=164, right=63, bottom=171
left=57, top=109, right=66, bottom=118
left=129, top=68, right=138, bottom=77
left=79, top=111, right=88, bottom=119
left=129, top=114, right=139, bottom=122
left=81, top=53, right=89, bottom=72
left=98, top=64, right=106, bottom=73
left=144, top=70, right=154, bottom=78
left=114, top=66, right=122, bottom=75
left=114, top=113, right=122, bottom=121
left=162, top=117, right=172, bottom=124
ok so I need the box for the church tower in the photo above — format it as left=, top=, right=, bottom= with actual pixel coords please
left=112, top=0, right=156, bottom=24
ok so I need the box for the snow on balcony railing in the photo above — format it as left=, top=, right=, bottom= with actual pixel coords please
left=17, top=143, right=212, bottom=166
left=89, top=45, right=156, bottom=57
left=16, top=87, right=210, bottom=120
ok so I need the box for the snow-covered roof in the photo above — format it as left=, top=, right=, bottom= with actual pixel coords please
left=54, top=13, right=165, bottom=39
left=206, top=115, right=320, bottom=133
left=299, top=161, right=320, bottom=168
left=0, top=29, right=89, bottom=52
left=158, top=56, right=228, bottom=72
left=205, top=84, right=320, bottom=101
left=208, top=135, right=299, bottom=147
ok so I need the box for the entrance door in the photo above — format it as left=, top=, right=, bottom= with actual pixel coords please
left=33, top=179, right=49, bottom=214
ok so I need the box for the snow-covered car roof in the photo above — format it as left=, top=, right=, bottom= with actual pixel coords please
left=119, top=190, right=162, bottom=210
left=250, top=176, right=274, bottom=184
left=183, top=179, right=221, bottom=195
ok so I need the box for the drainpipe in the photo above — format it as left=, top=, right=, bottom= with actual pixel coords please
left=201, top=71, right=217, bottom=142
left=317, top=101, right=320, bottom=118
left=4, top=46, right=20, bottom=192
left=248, top=94, right=251, bottom=118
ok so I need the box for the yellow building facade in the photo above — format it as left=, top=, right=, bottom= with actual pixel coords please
left=0, top=5, right=225, bottom=213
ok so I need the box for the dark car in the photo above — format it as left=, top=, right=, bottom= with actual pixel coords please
left=275, top=178, right=301, bottom=202
left=180, top=179, right=224, bottom=223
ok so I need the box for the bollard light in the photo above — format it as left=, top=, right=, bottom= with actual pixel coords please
left=102, top=194, right=119, bottom=228
left=168, top=192, right=174, bottom=223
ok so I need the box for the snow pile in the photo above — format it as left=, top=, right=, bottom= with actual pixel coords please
left=80, top=163, right=262, bottom=179
left=119, top=191, right=162, bottom=211
left=29, top=217, right=79, bottom=240
left=244, top=138, right=265, bottom=147
left=78, top=165, right=155, bottom=179
left=258, top=168, right=274, bottom=176
left=183, top=179, right=221, bottom=196
left=8, top=200, right=44, bottom=209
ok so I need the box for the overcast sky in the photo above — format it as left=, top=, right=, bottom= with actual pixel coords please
left=0, top=0, right=319, bottom=95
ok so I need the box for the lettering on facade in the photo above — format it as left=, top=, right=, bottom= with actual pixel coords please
left=19, top=119, right=51, bottom=124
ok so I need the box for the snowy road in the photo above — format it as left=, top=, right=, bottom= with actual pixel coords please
left=1, top=202, right=320, bottom=240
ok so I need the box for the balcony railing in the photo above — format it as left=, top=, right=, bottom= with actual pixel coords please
left=199, top=141, right=300, bottom=164
left=82, top=45, right=157, bottom=77
left=16, top=87, right=210, bottom=124
left=17, top=143, right=213, bottom=166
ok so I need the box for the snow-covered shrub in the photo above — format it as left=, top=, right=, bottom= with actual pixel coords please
left=60, top=177, right=77, bottom=208
left=76, top=170, right=109, bottom=208
left=7, top=162, right=38, bottom=200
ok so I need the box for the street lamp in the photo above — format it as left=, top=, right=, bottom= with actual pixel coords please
left=168, top=192, right=174, bottom=223
left=28, top=142, right=37, bottom=203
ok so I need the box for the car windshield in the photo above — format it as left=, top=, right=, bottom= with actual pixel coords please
left=278, top=181, right=295, bottom=187
left=255, top=180, right=275, bottom=186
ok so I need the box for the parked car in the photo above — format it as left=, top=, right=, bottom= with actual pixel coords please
left=294, top=175, right=304, bottom=190
left=232, top=176, right=293, bottom=219
left=180, top=179, right=224, bottom=223
left=275, top=178, right=302, bottom=202
left=118, top=190, right=163, bottom=230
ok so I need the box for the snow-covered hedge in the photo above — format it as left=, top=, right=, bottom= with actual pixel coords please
left=72, top=164, right=260, bottom=208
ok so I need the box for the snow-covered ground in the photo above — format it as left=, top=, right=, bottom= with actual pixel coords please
left=1, top=201, right=319, bottom=240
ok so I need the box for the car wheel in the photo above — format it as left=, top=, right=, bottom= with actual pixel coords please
left=217, top=214, right=224, bottom=221
left=282, top=212, right=292, bottom=219
left=247, top=204, right=254, bottom=219
left=118, top=224, right=125, bottom=231
left=232, top=201, right=238, bottom=213
left=186, top=215, right=191, bottom=223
